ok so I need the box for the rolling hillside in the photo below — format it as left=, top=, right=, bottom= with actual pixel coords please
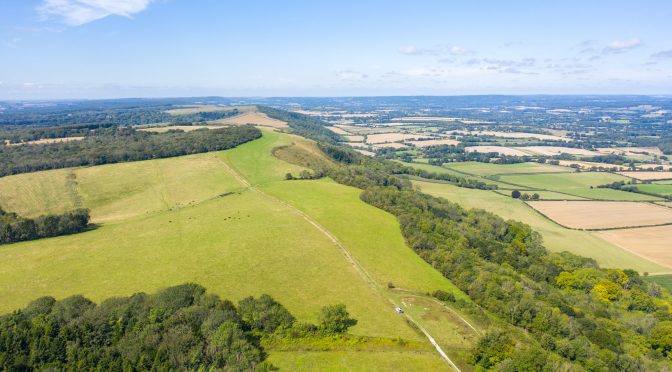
left=0, top=129, right=481, bottom=370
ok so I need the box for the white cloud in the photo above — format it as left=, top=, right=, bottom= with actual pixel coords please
left=448, top=46, right=469, bottom=55
left=37, top=0, right=154, bottom=26
left=603, top=38, right=642, bottom=53
left=652, top=49, right=672, bottom=59
left=336, top=70, right=368, bottom=81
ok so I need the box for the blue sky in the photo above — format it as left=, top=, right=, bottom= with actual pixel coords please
left=1, top=0, right=671, bottom=99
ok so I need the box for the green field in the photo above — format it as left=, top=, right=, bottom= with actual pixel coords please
left=0, top=130, right=478, bottom=369
left=643, top=274, right=672, bottom=292
left=412, top=179, right=669, bottom=274
left=492, top=189, right=587, bottom=200
left=403, top=161, right=509, bottom=188
left=499, top=172, right=663, bottom=201
left=636, top=183, right=672, bottom=197
left=444, top=161, right=573, bottom=177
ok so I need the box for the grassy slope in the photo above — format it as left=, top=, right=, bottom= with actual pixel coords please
left=499, top=172, right=663, bottom=201
left=412, top=180, right=669, bottom=274
left=0, top=153, right=244, bottom=223
left=402, top=162, right=510, bottom=189
left=0, top=130, right=458, bottom=370
left=268, top=351, right=448, bottom=371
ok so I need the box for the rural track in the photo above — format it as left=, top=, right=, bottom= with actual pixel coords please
left=217, top=157, right=463, bottom=371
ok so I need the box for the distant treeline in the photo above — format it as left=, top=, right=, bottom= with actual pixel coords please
left=314, top=142, right=672, bottom=370
left=0, top=106, right=236, bottom=128
left=0, top=208, right=90, bottom=245
left=0, top=126, right=261, bottom=177
left=257, top=106, right=341, bottom=143
left=0, top=283, right=357, bottom=370
left=0, top=122, right=117, bottom=144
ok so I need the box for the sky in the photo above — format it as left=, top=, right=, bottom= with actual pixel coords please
left=0, top=0, right=671, bottom=99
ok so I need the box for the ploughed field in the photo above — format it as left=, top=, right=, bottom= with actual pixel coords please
left=527, top=201, right=672, bottom=229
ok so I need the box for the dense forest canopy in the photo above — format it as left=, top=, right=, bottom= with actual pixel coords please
left=0, top=283, right=357, bottom=371
left=0, top=126, right=261, bottom=177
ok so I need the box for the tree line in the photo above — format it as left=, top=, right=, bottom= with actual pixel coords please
left=0, top=126, right=261, bottom=177
left=311, top=137, right=672, bottom=370
left=0, top=208, right=90, bottom=245
left=0, top=283, right=357, bottom=371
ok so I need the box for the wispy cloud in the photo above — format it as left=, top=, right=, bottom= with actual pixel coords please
left=2, top=37, right=21, bottom=48
left=398, top=44, right=472, bottom=56
left=335, top=70, right=368, bottom=81
left=603, top=38, right=642, bottom=53
left=37, top=0, right=154, bottom=26
left=652, top=49, right=672, bottom=59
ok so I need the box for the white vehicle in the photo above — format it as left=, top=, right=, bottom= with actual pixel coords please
left=395, top=307, right=404, bottom=314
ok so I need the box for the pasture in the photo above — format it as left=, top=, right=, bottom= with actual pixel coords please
left=636, top=183, right=672, bottom=197
left=595, top=225, right=672, bottom=270
left=499, top=172, right=663, bottom=201
left=445, top=161, right=572, bottom=177
left=527, top=201, right=672, bottom=229
left=412, top=180, right=669, bottom=274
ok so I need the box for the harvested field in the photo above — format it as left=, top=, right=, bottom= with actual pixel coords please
left=595, top=225, right=672, bottom=269
left=345, top=135, right=365, bottom=142
left=327, top=126, right=351, bottom=135
left=374, top=143, right=408, bottom=149
left=464, top=146, right=529, bottom=156
left=7, top=137, right=84, bottom=146
left=514, top=146, right=600, bottom=156
left=527, top=201, right=672, bottom=229
left=217, top=112, right=287, bottom=128
left=407, top=139, right=460, bottom=147
left=366, top=133, right=432, bottom=144
left=597, top=147, right=664, bottom=156
left=618, top=171, right=672, bottom=181
left=454, top=130, right=569, bottom=142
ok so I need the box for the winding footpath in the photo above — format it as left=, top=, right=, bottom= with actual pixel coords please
left=218, top=156, right=467, bottom=371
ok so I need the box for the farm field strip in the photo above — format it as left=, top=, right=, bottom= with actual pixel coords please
left=595, top=225, right=672, bottom=271
left=527, top=201, right=672, bottom=230
left=412, top=180, right=670, bottom=274
left=498, top=172, right=664, bottom=201
left=618, top=171, right=672, bottom=181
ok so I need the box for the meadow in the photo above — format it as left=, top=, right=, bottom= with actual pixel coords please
left=636, top=183, right=672, bottom=197
left=0, top=129, right=481, bottom=369
left=444, top=161, right=572, bottom=177
left=499, top=172, right=663, bottom=201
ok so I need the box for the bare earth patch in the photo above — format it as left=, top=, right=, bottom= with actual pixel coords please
left=464, top=146, right=529, bottom=156
left=218, top=112, right=287, bottom=128
left=407, top=139, right=460, bottom=147
left=528, top=201, right=672, bottom=229
left=618, top=171, right=672, bottom=181
left=7, top=137, right=84, bottom=146
left=595, top=225, right=672, bottom=269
